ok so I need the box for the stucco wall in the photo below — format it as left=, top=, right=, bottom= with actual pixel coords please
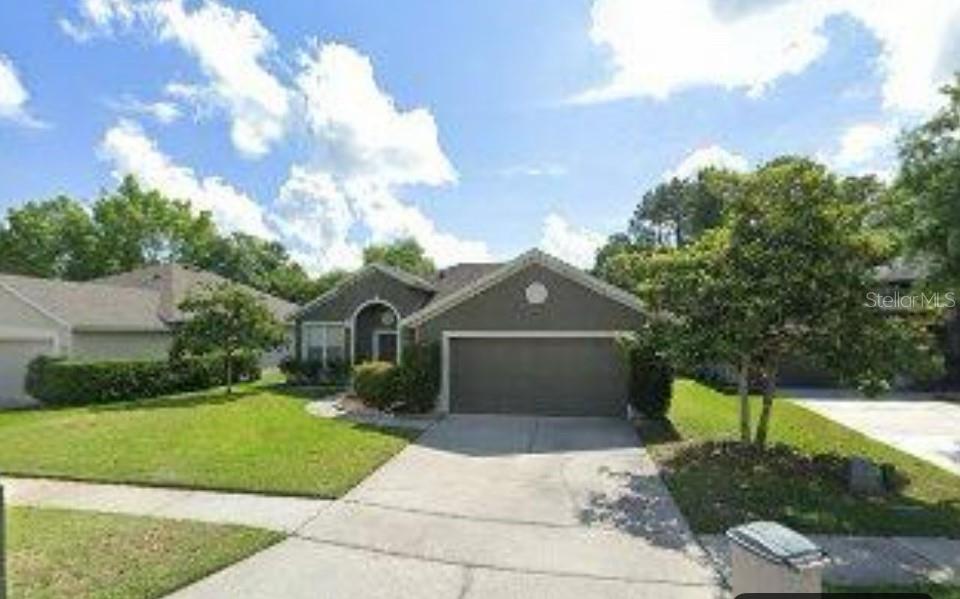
left=297, top=269, right=431, bottom=360
left=416, top=263, right=645, bottom=342
left=70, top=331, right=173, bottom=361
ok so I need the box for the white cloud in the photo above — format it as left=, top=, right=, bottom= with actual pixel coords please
left=828, top=121, right=898, bottom=179
left=152, top=0, right=290, bottom=157
left=665, top=144, right=750, bottom=180
left=0, top=54, right=45, bottom=128
left=274, top=42, right=487, bottom=273
left=107, top=96, right=181, bottom=124
left=60, top=0, right=136, bottom=40
left=539, top=213, right=606, bottom=269
left=295, top=42, right=457, bottom=186
left=579, top=0, right=960, bottom=114
left=63, top=0, right=290, bottom=157
left=99, top=119, right=274, bottom=239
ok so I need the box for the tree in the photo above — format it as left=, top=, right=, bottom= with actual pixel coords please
left=363, top=238, right=435, bottom=277
left=0, top=196, right=100, bottom=279
left=630, top=168, right=730, bottom=249
left=640, top=157, right=941, bottom=446
left=173, top=284, right=285, bottom=393
left=92, top=176, right=220, bottom=275
left=896, top=75, right=960, bottom=288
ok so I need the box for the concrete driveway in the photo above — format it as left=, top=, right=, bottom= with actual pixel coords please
left=793, top=390, right=960, bottom=475
left=171, top=415, right=721, bottom=599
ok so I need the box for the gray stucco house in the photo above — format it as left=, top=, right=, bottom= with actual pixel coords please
left=0, top=264, right=297, bottom=406
left=294, top=249, right=647, bottom=416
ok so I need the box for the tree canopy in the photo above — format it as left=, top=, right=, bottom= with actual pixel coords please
left=363, top=237, right=436, bottom=277
left=896, top=75, right=960, bottom=288
left=0, top=175, right=341, bottom=304
left=634, top=157, right=941, bottom=445
left=173, top=283, right=285, bottom=393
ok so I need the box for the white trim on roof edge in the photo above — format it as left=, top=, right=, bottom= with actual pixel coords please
left=293, top=263, right=436, bottom=319
left=402, top=249, right=645, bottom=328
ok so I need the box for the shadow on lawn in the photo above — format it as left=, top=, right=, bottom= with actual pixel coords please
left=656, top=439, right=960, bottom=536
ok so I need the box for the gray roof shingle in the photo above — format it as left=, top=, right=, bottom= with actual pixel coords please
left=0, top=274, right=167, bottom=331
left=92, top=264, right=299, bottom=323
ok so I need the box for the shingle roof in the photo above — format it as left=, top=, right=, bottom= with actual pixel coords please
left=0, top=274, right=167, bottom=331
left=92, top=264, right=298, bottom=323
left=430, top=263, right=503, bottom=300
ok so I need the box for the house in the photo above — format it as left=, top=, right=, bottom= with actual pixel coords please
left=0, top=264, right=298, bottom=406
left=294, top=249, right=647, bottom=416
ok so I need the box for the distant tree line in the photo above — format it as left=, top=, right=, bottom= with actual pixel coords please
left=0, top=174, right=436, bottom=304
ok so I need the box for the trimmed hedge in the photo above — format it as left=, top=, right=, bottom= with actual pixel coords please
left=351, top=342, right=441, bottom=414
left=26, top=353, right=261, bottom=406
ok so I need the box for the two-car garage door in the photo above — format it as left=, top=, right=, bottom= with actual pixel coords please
left=448, top=336, right=628, bottom=417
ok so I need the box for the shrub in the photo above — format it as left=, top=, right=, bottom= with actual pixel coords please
left=279, top=357, right=349, bottom=386
left=619, top=334, right=674, bottom=419
left=352, top=361, right=400, bottom=411
left=392, top=342, right=441, bottom=414
left=26, top=353, right=261, bottom=406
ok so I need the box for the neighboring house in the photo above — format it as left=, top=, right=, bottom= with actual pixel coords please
left=0, top=264, right=298, bottom=406
left=294, top=249, right=647, bottom=417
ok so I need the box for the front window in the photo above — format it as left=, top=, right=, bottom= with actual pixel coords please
left=303, top=323, right=346, bottom=366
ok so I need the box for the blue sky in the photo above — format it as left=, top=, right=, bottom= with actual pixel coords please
left=1, top=1, right=958, bottom=272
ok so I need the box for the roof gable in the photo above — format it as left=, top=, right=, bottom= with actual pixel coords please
left=402, top=249, right=645, bottom=327
left=294, top=263, right=436, bottom=319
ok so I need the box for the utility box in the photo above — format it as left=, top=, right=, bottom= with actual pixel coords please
left=727, top=521, right=827, bottom=596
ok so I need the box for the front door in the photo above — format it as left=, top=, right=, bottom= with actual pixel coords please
left=374, top=331, right=398, bottom=363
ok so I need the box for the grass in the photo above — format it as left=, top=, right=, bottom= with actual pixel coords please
left=8, top=506, right=281, bottom=599
left=643, top=379, right=960, bottom=536
left=0, top=377, right=417, bottom=497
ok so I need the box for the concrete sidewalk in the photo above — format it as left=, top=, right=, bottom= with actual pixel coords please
left=699, top=534, right=960, bottom=586
left=3, top=476, right=332, bottom=532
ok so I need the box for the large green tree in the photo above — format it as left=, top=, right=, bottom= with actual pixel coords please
left=92, top=176, right=220, bottom=275
left=363, top=238, right=435, bottom=277
left=173, top=283, right=285, bottom=394
left=630, top=168, right=731, bottom=249
left=0, top=196, right=100, bottom=279
left=640, top=157, right=941, bottom=446
left=896, top=76, right=960, bottom=288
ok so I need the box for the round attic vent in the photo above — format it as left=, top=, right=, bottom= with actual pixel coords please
left=525, top=282, right=548, bottom=305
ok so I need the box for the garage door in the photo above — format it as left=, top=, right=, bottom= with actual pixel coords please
left=449, top=336, right=628, bottom=416
left=0, top=338, right=53, bottom=406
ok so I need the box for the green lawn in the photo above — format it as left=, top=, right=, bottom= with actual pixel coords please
left=8, top=506, right=281, bottom=599
left=0, top=379, right=417, bottom=497
left=644, top=379, right=960, bottom=536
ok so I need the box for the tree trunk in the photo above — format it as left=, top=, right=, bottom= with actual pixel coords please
left=225, top=350, right=233, bottom=395
left=737, top=357, right=752, bottom=443
left=754, top=368, right=777, bottom=448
